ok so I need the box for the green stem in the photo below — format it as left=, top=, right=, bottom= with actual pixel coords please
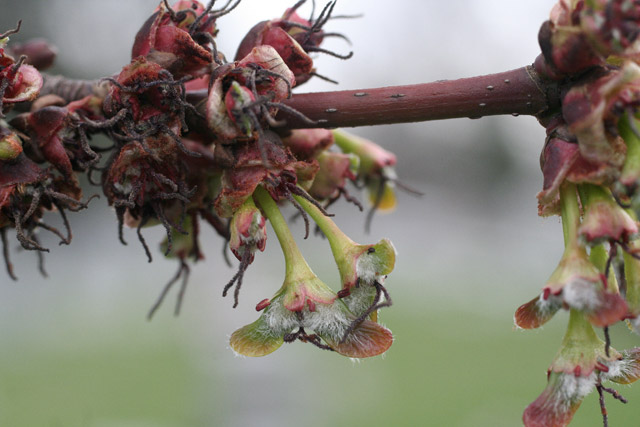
left=562, top=309, right=601, bottom=350
left=332, top=129, right=361, bottom=154
left=589, top=244, right=608, bottom=272
left=624, top=208, right=640, bottom=313
left=292, top=193, right=356, bottom=259
left=560, top=182, right=581, bottom=250
left=331, top=130, right=377, bottom=175
left=590, top=243, right=619, bottom=293
left=253, top=186, right=309, bottom=278
left=619, top=112, right=640, bottom=178
left=578, top=183, right=609, bottom=207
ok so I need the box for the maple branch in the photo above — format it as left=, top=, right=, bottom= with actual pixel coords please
left=278, top=66, right=556, bottom=128
left=36, top=65, right=557, bottom=129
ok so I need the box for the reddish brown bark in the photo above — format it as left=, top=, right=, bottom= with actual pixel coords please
left=38, top=65, right=556, bottom=129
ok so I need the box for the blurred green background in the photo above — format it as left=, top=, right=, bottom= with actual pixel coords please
left=1, top=1, right=639, bottom=426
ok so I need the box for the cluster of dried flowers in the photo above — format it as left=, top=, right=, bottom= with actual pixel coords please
left=0, top=1, right=404, bottom=358
left=517, top=0, right=640, bottom=425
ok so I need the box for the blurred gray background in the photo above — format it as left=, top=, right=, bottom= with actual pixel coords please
left=0, top=1, right=637, bottom=426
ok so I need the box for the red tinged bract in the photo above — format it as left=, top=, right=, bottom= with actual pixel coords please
left=214, top=136, right=318, bottom=218
left=537, top=132, right=619, bottom=216
left=0, top=63, right=42, bottom=106
left=132, top=0, right=215, bottom=78
left=235, top=20, right=313, bottom=82
left=10, top=95, right=109, bottom=177
left=282, top=128, right=334, bottom=161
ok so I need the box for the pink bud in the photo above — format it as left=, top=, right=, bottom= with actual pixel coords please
left=229, top=199, right=267, bottom=262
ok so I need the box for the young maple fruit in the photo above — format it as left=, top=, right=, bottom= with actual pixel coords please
left=293, top=193, right=395, bottom=326
left=523, top=309, right=640, bottom=427
left=229, top=186, right=392, bottom=358
left=516, top=183, right=628, bottom=330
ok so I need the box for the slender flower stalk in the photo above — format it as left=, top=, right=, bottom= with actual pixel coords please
left=254, top=186, right=311, bottom=280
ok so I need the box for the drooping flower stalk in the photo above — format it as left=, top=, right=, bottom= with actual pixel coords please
left=561, top=182, right=580, bottom=249
left=253, top=185, right=309, bottom=280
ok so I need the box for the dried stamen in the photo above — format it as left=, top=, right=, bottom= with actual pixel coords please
left=1, top=228, right=17, bottom=281
left=147, top=259, right=191, bottom=319
left=136, top=215, right=153, bottom=263
left=339, top=280, right=392, bottom=344
left=0, top=20, right=22, bottom=40
left=222, top=249, right=252, bottom=308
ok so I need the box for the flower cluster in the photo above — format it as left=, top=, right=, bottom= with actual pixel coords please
left=523, top=1, right=640, bottom=424
left=0, top=21, right=97, bottom=280
left=0, top=1, right=407, bottom=359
